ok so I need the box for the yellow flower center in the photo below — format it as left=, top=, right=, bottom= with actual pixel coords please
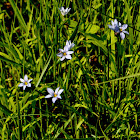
left=120, top=28, right=122, bottom=32
left=54, top=93, right=57, bottom=97
left=24, top=82, right=28, bottom=85
left=63, top=52, right=66, bottom=56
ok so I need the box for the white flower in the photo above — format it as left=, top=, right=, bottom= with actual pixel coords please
left=18, top=75, right=33, bottom=90
left=45, top=87, right=64, bottom=103
left=57, top=45, right=74, bottom=61
left=58, top=7, right=71, bottom=16
left=64, top=40, right=75, bottom=51
left=118, top=23, right=129, bottom=40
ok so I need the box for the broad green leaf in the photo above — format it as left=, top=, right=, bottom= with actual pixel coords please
left=85, top=34, right=108, bottom=55
left=86, top=24, right=100, bottom=34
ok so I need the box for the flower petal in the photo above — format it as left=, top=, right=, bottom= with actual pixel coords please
left=24, top=75, right=28, bottom=81
left=59, top=49, right=64, bottom=52
left=55, top=87, right=60, bottom=94
left=28, top=79, right=33, bottom=83
left=18, top=83, right=24, bottom=87
left=61, top=12, right=65, bottom=16
left=111, top=20, right=114, bottom=26
left=68, top=40, right=71, bottom=45
left=20, top=78, right=24, bottom=83
left=71, top=43, right=75, bottom=48
left=66, top=8, right=69, bottom=12
left=59, top=7, right=64, bottom=11
left=27, top=83, right=31, bottom=87
left=57, top=95, right=62, bottom=99
left=68, top=8, right=71, bottom=12
left=67, top=51, right=74, bottom=55
left=47, top=88, right=54, bottom=95
left=57, top=53, right=63, bottom=57
left=108, top=25, right=115, bottom=30
left=66, top=40, right=69, bottom=46
left=120, top=32, right=125, bottom=40
left=122, top=24, right=128, bottom=30
left=60, top=56, right=66, bottom=61
left=52, top=97, right=57, bottom=103
left=123, top=31, right=129, bottom=35
left=58, top=89, right=64, bottom=96
left=61, top=7, right=64, bottom=11
left=45, top=94, right=53, bottom=98
left=119, top=22, right=121, bottom=27
left=66, top=54, right=72, bottom=59
left=66, top=40, right=72, bottom=50
left=114, top=19, right=118, bottom=25
left=23, top=85, right=26, bottom=90
left=64, top=45, right=69, bottom=51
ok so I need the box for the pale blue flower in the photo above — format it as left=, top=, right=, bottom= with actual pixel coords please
left=118, top=23, right=129, bottom=40
left=57, top=45, right=74, bottom=61
left=45, top=87, right=64, bottom=103
left=108, top=19, right=119, bottom=32
left=18, top=75, right=33, bottom=90
left=108, top=19, right=129, bottom=40
left=58, top=7, right=71, bottom=16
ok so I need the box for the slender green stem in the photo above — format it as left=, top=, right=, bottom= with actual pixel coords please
left=16, top=92, right=22, bottom=140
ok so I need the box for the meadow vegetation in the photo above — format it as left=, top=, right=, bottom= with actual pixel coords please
left=0, top=0, right=139, bottom=139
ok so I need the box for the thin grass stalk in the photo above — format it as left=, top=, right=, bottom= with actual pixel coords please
left=16, top=91, right=22, bottom=139
left=39, top=98, right=43, bottom=138
left=22, top=38, right=26, bottom=138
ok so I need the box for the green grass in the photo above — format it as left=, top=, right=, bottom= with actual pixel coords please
left=0, top=0, right=139, bottom=139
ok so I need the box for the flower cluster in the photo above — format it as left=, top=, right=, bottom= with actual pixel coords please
left=18, top=40, right=74, bottom=103
left=18, top=7, right=129, bottom=104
